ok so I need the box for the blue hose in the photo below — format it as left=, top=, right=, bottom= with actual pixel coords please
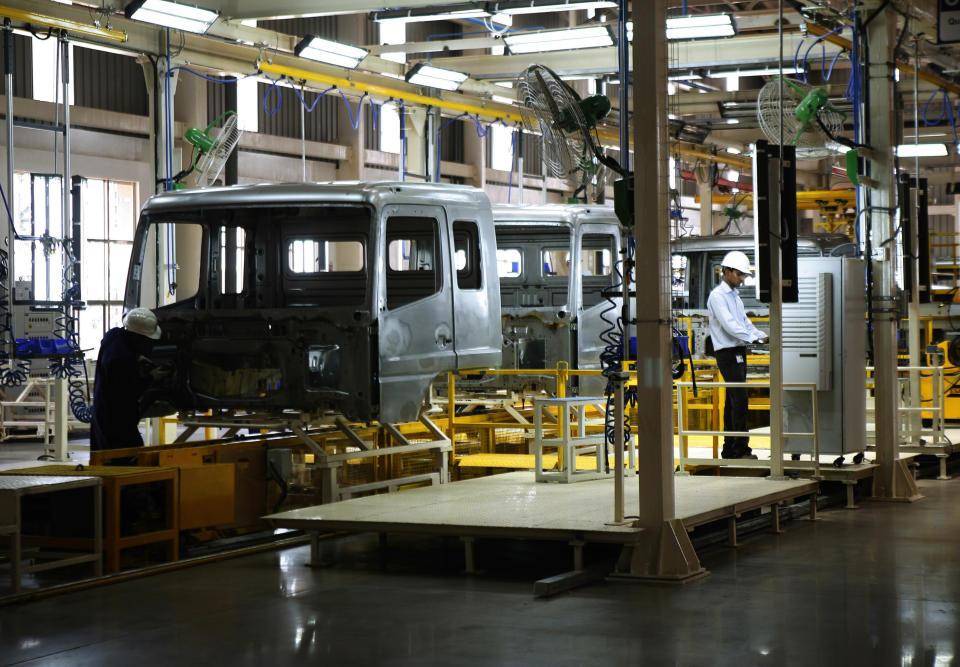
left=599, top=238, right=637, bottom=458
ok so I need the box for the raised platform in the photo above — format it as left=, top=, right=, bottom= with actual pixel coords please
left=265, top=472, right=818, bottom=546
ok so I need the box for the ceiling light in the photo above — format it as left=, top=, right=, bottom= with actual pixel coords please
left=494, top=1, right=618, bottom=15
left=666, top=13, right=735, bottom=40
left=710, top=66, right=802, bottom=77
left=503, top=25, right=613, bottom=54
left=725, top=147, right=742, bottom=154
left=896, top=143, right=949, bottom=158
left=668, top=72, right=702, bottom=81
left=124, top=0, right=218, bottom=34
left=294, top=36, right=368, bottom=69
left=372, top=4, right=491, bottom=23
left=406, top=63, right=468, bottom=91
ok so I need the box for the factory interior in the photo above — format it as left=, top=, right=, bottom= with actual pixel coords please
left=3, top=0, right=960, bottom=663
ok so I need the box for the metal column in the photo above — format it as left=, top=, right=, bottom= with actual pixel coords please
left=863, top=0, right=920, bottom=500
left=613, top=0, right=703, bottom=581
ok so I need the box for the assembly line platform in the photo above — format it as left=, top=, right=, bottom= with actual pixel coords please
left=265, top=472, right=818, bottom=548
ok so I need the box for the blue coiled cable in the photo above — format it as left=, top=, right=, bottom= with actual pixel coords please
left=599, top=238, right=637, bottom=465
left=52, top=248, right=92, bottom=422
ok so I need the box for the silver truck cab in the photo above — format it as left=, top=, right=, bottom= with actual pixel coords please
left=123, top=182, right=502, bottom=424
left=476, top=204, right=623, bottom=396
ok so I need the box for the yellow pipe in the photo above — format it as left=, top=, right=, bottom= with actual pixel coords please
left=0, top=4, right=127, bottom=42
left=672, top=144, right=752, bottom=170
left=702, top=189, right=857, bottom=210
left=258, top=60, right=524, bottom=124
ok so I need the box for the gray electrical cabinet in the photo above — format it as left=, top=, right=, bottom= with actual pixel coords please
left=783, top=257, right=866, bottom=455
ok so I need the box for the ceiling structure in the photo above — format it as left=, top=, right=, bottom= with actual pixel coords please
left=10, top=0, right=960, bottom=174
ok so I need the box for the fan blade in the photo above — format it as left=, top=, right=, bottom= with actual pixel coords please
left=194, top=114, right=243, bottom=187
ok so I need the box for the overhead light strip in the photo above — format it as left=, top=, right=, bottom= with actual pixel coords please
left=896, top=143, right=949, bottom=157
left=503, top=25, right=613, bottom=54
left=125, top=0, right=218, bottom=35
left=406, top=63, right=468, bottom=91
left=494, top=1, right=618, bottom=15
left=372, top=3, right=491, bottom=23
left=295, top=35, right=368, bottom=69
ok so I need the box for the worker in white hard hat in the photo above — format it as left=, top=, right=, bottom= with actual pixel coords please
left=707, top=251, right=769, bottom=459
left=90, top=308, right=162, bottom=453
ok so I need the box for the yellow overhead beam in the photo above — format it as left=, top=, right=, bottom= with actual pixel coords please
left=0, top=4, right=127, bottom=42
left=258, top=61, right=524, bottom=125
left=701, top=189, right=856, bottom=210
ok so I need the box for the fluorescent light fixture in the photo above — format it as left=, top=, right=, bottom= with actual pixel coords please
left=725, top=146, right=742, bottom=154
left=710, top=66, right=802, bottom=77
left=896, top=143, right=949, bottom=157
left=725, top=118, right=740, bottom=124
left=495, top=1, right=617, bottom=15
left=294, top=35, right=368, bottom=69
left=668, top=72, right=702, bottom=81
left=406, top=63, right=468, bottom=91
left=503, top=25, right=613, bottom=54
left=373, top=4, right=491, bottom=23
left=124, top=0, right=218, bottom=34
left=666, top=13, right=735, bottom=40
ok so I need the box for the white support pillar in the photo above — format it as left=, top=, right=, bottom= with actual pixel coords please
left=698, top=180, right=713, bottom=235
left=612, top=0, right=704, bottom=581
left=864, top=0, right=921, bottom=501
left=405, top=106, right=427, bottom=182
left=336, top=15, right=366, bottom=182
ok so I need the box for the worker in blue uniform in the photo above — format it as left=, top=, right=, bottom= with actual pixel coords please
left=90, top=308, right=162, bottom=451
left=707, top=251, right=769, bottom=459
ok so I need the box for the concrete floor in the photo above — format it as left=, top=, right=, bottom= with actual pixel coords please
left=0, top=471, right=958, bottom=664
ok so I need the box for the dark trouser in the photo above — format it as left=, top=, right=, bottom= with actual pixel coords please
left=715, top=346, right=749, bottom=457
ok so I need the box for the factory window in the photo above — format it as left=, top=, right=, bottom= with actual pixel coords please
left=11, top=174, right=65, bottom=306
left=10, top=174, right=138, bottom=356
left=31, top=36, right=74, bottom=104
left=386, top=216, right=440, bottom=308
left=453, top=221, right=481, bottom=290
left=496, top=248, right=522, bottom=278
left=80, top=178, right=138, bottom=353
left=490, top=123, right=514, bottom=172
left=378, top=22, right=405, bottom=154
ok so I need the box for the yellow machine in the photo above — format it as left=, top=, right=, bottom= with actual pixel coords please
left=921, top=340, right=960, bottom=420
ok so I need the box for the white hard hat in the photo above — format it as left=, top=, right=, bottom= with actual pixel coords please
left=123, top=308, right=162, bottom=340
left=721, top=250, right=753, bottom=275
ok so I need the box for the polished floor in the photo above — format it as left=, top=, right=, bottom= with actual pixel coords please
left=1, top=467, right=959, bottom=665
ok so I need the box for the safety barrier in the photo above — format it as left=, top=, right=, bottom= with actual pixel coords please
left=674, top=380, right=821, bottom=477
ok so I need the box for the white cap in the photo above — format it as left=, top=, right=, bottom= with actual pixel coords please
left=721, top=250, right=753, bottom=275
left=123, top=308, right=162, bottom=340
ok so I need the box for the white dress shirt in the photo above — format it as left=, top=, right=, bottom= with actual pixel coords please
left=707, top=280, right=766, bottom=351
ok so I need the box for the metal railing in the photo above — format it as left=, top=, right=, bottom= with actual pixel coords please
left=675, top=380, right=821, bottom=478
left=865, top=365, right=948, bottom=449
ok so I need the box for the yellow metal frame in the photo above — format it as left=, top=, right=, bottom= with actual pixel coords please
left=0, top=4, right=127, bottom=42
